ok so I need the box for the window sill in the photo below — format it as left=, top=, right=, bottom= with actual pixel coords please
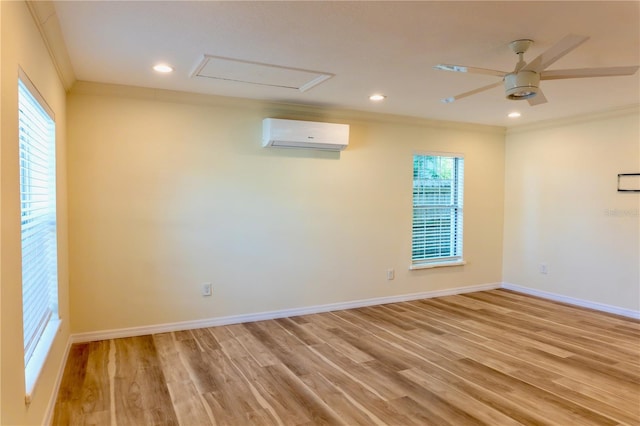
left=409, top=260, right=466, bottom=270
left=25, top=318, right=61, bottom=405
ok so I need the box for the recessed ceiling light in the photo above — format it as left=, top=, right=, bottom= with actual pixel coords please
left=153, top=64, right=173, bottom=73
left=508, top=111, right=522, bottom=118
left=369, top=94, right=386, bottom=101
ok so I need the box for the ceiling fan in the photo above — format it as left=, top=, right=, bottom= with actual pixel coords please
left=434, top=34, right=639, bottom=106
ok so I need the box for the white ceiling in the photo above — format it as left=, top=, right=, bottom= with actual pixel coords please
left=52, top=1, right=639, bottom=127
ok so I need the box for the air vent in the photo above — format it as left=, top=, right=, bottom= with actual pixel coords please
left=262, top=118, right=349, bottom=151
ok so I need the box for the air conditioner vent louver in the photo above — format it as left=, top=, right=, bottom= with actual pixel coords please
left=262, top=118, right=349, bottom=151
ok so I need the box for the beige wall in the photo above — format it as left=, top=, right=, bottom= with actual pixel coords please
left=503, top=108, right=640, bottom=311
left=67, top=84, right=505, bottom=334
left=1, top=1, right=70, bottom=425
left=1, top=2, right=637, bottom=423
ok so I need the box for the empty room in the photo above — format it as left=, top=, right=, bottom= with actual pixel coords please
left=1, top=1, right=639, bottom=425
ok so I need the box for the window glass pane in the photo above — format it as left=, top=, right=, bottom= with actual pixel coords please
left=18, top=77, right=58, bottom=367
left=412, top=154, right=463, bottom=265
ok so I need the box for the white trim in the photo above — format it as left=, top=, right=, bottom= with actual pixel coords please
left=506, top=104, right=639, bottom=134
left=42, top=336, right=72, bottom=426
left=18, top=67, right=55, bottom=120
left=410, top=260, right=466, bottom=270
left=413, top=150, right=465, bottom=158
left=25, top=1, right=76, bottom=90
left=71, top=283, right=501, bottom=344
left=25, top=319, right=61, bottom=404
left=70, top=81, right=506, bottom=135
left=502, top=282, right=640, bottom=319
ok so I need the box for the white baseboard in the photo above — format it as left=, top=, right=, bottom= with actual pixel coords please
left=71, top=282, right=501, bottom=343
left=43, top=335, right=72, bottom=426
left=501, top=282, right=640, bottom=319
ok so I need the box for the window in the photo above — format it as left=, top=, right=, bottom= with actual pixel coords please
left=411, top=153, right=464, bottom=268
left=18, top=73, right=60, bottom=398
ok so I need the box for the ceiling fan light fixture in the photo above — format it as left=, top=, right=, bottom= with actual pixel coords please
left=504, top=71, right=540, bottom=100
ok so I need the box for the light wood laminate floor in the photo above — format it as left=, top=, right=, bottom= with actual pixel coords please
left=53, top=290, right=640, bottom=425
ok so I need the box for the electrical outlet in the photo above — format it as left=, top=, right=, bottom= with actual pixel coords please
left=387, top=268, right=395, bottom=280
left=201, top=282, right=212, bottom=297
left=539, top=263, right=548, bottom=275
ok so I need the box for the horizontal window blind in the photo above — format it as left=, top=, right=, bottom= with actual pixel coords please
left=412, top=154, right=464, bottom=265
left=19, top=77, right=58, bottom=367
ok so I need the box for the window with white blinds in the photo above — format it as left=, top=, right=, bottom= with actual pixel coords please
left=18, top=75, right=59, bottom=382
left=412, top=154, right=464, bottom=267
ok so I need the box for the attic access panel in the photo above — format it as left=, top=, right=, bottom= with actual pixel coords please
left=191, top=55, right=333, bottom=92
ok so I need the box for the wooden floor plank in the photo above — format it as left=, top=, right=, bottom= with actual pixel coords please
left=153, top=333, right=215, bottom=425
left=400, top=367, right=522, bottom=426
left=52, top=343, right=90, bottom=426
left=79, top=341, right=112, bottom=419
left=54, top=290, right=640, bottom=425
left=113, top=336, right=179, bottom=426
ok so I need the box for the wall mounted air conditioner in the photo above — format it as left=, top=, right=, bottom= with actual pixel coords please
left=262, top=118, right=349, bottom=151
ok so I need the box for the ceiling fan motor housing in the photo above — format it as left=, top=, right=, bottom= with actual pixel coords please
left=504, top=71, right=540, bottom=100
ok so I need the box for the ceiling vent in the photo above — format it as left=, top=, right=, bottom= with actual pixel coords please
left=191, top=55, right=333, bottom=92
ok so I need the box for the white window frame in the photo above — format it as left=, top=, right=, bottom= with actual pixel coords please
left=410, top=152, right=465, bottom=270
left=18, top=69, right=60, bottom=402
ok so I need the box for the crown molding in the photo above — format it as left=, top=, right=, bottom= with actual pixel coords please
left=26, top=0, right=76, bottom=91
left=69, top=80, right=506, bottom=135
left=506, top=104, right=640, bottom=135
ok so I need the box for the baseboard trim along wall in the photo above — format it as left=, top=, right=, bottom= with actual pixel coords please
left=71, top=282, right=501, bottom=344
left=71, top=281, right=640, bottom=344
left=43, top=336, right=72, bottom=426
left=502, top=282, right=640, bottom=320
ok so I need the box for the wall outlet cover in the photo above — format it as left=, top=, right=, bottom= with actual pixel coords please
left=202, top=282, right=212, bottom=296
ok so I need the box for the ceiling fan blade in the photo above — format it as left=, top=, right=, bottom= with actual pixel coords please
left=434, top=64, right=507, bottom=77
left=527, top=89, right=548, bottom=106
left=541, top=66, right=639, bottom=80
left=523, top=34, right=590, bottom=73
left=441, top=81, right=503, bottom=103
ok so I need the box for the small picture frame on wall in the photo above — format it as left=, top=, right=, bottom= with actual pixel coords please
left=617, top=173, right=640, bottom=192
